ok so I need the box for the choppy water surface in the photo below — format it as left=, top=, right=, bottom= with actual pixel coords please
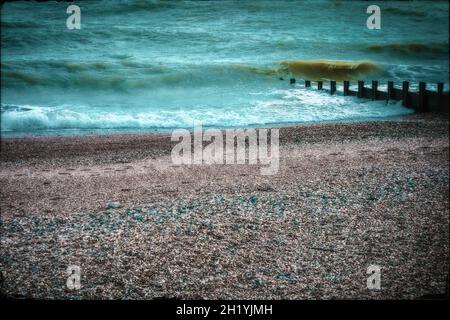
left=1, top=0, right=448, bottom=136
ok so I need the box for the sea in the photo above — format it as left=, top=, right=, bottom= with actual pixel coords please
left=1, top=0, right=448, bottom=137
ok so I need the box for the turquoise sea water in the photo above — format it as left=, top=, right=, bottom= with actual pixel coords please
left=1, top=0, right=449, bottom=136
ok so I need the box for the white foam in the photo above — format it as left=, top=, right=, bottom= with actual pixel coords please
left=1, top=88, right=414, bottom=135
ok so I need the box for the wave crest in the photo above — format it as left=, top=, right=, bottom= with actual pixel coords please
left=279, top=60, right=380, bottom=81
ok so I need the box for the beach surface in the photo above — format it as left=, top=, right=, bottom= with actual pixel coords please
left=1, top=114, right=449, bottom=299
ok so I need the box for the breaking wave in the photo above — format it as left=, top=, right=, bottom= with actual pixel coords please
left=279, top=60, right=381, bottom=81
left=1, top=95, right=414, bottom=135
left=2, top=59, right=384, bottom=91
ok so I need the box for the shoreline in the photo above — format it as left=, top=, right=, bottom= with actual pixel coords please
left=1, top=113, right=449, bottom=299
left=0, top=112, right=422, bottom=140
left=1, top=113, right=446, bottom=164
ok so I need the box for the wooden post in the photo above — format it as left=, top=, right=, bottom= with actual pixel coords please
left=290, top=78, right=296, bottom=85
left=372, top=80, right=378, bottom=100
left=437, top=82, right=444, bottom=111
left=358, top=80, right=364, bottom=98
left=387, top=81, right=394, bottom=101
left=305, top=80, right=311, bottom=88
left=317, top=81, right=323, bottom=90
left=402, top=81, right=409, bottom=107
left=419, top=82, right=426, bottom=112
left=343, top=81, right=350, bottom=96
left=330, top=81, right=336, bottom=95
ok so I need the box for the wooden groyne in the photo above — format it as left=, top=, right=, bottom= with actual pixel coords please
left=289, top=78, right=449, bottom=113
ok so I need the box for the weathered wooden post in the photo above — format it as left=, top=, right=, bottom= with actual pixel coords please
left=358, top=80, right=364, bottom=98
left=387, top=81, right=394, bottom=101
left=437, top=82, right=444, bottom=111
left=305, top=80, right=311, bottom=88
left=290, top=78, right=296, bottom=85
left=343, top=81, right=350, bottom=96
left=317, top=81, right=323, bottom=90
left=402, top=81, right=409, bottom=107
left=330, top=81, right=336, bottom=95
left=372, top=80, right=378, bottom=100
left=419, top=82, right=427, bottom=112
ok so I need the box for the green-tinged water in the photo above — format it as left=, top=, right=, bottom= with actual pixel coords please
left=1, top=0, right=448, bottom=136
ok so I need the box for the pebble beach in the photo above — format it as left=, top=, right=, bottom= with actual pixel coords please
left=0, top=114, right=448, bottom=299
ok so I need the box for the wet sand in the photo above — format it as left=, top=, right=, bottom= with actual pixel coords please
left=0, top=113, right=449, bottom=299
